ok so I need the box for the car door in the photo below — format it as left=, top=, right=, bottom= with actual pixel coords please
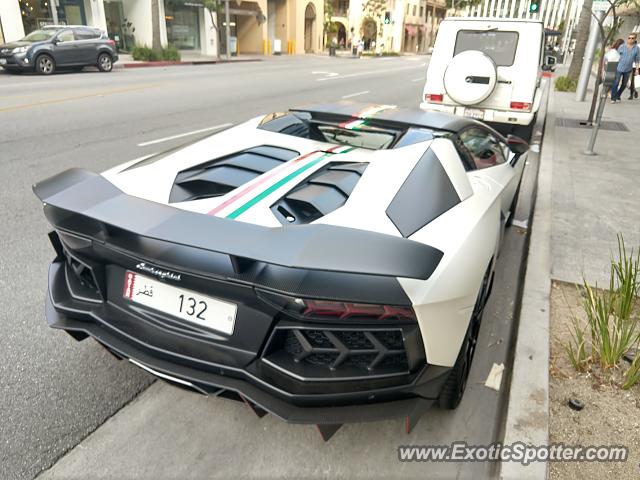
left=459, top=127, right=519, bottom=218
left=52, top=29, right=81, bottom=66
left=73, top=28, right=99, bottom=64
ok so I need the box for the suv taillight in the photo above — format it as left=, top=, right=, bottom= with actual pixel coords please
left=425, top=93, right=443, bottom=102
left=106, top=39, right=116, bottom=46
left=510, top=101, right=532, bottom=111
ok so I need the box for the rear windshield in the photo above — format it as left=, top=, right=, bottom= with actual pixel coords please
left=454, top=30, right=518, bottom=66
left=259, top=112, right=397, bottom=150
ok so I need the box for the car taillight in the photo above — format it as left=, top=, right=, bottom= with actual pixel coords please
left=256, top=291, right=416, bottom=322
left=510, top=101, right=532, bottom=110
left=107, top=39, right=116, bottom=46
left=302, top=300, right=415, bottom=320
left=425, top=93, right=443, bottom=102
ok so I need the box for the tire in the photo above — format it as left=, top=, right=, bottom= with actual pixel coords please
left=506, top=180, right=521, bottom=227
left=35, top=54, right=55, bottom=75
left=97, top=53, right=113, bottom=72
left=437, top=267, right=491, bottom=410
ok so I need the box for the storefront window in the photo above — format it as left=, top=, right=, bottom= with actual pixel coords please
left=19, top=0, right=54, bottom=34
left=104, top=0, right=132, bottom=51
left=57, top=0, right=87, bottom=26
left=165, top=1, right=201, bottom=50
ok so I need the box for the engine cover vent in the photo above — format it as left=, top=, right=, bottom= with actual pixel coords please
left=271, top=162, right=368, bottom=225
left=169, top=146, right=299, bottom=203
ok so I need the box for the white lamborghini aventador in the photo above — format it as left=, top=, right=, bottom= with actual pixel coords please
left=34, top=102, right=528, bottom=439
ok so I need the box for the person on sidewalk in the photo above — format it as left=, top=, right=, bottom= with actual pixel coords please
left=606, top=39, right=624, bottom=62
left=611, top=33, right=640, bottom=103
left=627, top=32, right=638, bottom=100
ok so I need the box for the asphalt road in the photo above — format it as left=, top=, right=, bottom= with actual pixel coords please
left=0, top=56, right=540, bottom=480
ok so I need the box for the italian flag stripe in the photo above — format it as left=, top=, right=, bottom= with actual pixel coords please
left=207, top=149, right=320, bottom=216
left=339, top=104, right=396, bottom=128
left=225, top=145, right=355, bottom=219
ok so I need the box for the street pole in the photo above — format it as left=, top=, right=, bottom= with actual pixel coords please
left=50, top=0, right=59, bottom=24
left=575, top=10, right=604, bottom=101
left=224, top=0, right=231, bottom=60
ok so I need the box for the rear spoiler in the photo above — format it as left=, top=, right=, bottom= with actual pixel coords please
left=33, top=169, right=442, bottom=281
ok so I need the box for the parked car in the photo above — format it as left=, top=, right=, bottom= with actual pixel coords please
left=420, top=17, right=554, bottom=140
left=0, top=25, right=118, bottom=75
left=33, top=103, right=528, bottom=438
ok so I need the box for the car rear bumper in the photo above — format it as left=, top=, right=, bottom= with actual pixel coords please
left=420, top=102, right=535, bottom=126
left=35, top=167, right=451, bottom=424
left=46, top=258, right=450, bottom=424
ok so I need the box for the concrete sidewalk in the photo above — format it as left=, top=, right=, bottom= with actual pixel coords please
left=115, top=53, right=262, bottom=68
left=550, top=72, right=640, bottom=286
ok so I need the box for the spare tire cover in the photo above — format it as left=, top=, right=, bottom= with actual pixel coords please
left=444, top=51, right=497, bottom=106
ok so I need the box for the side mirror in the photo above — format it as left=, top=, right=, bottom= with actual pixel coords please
left=507, top=134, right=529, bottom=155
left=51, top=37, right=59, bottom=44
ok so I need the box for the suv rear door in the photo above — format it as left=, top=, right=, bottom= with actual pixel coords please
left=73, top=28, right=101, bottom=64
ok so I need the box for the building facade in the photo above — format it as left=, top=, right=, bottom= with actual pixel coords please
left=0, top=0, right=323, bottom=56
left=462, top=0, right=577, bottom=30
left=326, top=0, right=446, bottom=54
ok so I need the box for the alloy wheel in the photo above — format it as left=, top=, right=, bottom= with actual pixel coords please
left=99, top=55, right=112, bottom=72
left=38, top=57, right=53, bottom=74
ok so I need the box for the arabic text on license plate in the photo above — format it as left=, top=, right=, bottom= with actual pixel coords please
left=464, top=108, right=485, bottom=120
left=0, top=59, right=7, bottom=65
left=123, top=271, right=237, bottom=335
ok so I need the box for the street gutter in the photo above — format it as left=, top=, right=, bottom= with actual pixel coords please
left=499, top=77, right=553, bottom=479
left=114, top=59, right=262, bottom=69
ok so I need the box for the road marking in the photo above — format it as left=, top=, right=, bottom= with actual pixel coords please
left=311, top=71, right=339, bottom=78
left=0, top=83, right=160, bottom=113
left=341, top=90, right=370, bottom=99
left=412, top=76, right=425, bottom=82
left=137, top=123, right=233, bottom=147
left=317, top=63, right=426, bottom=82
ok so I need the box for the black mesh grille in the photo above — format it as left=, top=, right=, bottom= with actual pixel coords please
left=276, top=328, right=409, bottom=375
left=270, top=162, right=368, bottom=225
left=169, top=146, right=299, bottom=203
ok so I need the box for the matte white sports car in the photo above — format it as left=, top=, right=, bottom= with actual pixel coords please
left=34, top=102, right=528, bottom=440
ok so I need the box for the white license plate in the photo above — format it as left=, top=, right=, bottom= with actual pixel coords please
left=0, top=59, right=7, bottom=65
left=123, top=271, right=237, bottom=335
left=464, top=108, right=485, bottom=120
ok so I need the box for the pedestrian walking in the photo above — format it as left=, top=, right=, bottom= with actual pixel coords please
left=610, top=33, right=640, bottom=103
left=606, top=39, right=624, bottom=62
left=627, top=32, right=638, bottom=99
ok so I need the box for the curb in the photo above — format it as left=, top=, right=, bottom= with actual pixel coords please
left=113, top=58, right=262, bottom=69
left=499, top=79, right=554, bottom=479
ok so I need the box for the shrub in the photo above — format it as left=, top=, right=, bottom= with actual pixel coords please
left=131, top=46, right=181, bottom=62
left=563, top=234, right=640, bottom=388
left=131, top=46, right=160, bottom=61
left=555, top=75, right=577, bottom=92
left=162, top=46, right=181, bottom=61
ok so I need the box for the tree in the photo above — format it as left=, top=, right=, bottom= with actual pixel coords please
left=361, top=0, right=385, bottom=43
left=203, top=0, right=223, bottom=59
left=445, top=0, right=482, bottom=12
left=324, top=0, right=338, bottom=47
left=568, top=0, right=594, bottom=81
left=151, top=0, right=162, bottom=52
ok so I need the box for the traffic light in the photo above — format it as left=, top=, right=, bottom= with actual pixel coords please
left=529, top=0, right=540, bottom=13
left=384, top=11, right=391, bottom=24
